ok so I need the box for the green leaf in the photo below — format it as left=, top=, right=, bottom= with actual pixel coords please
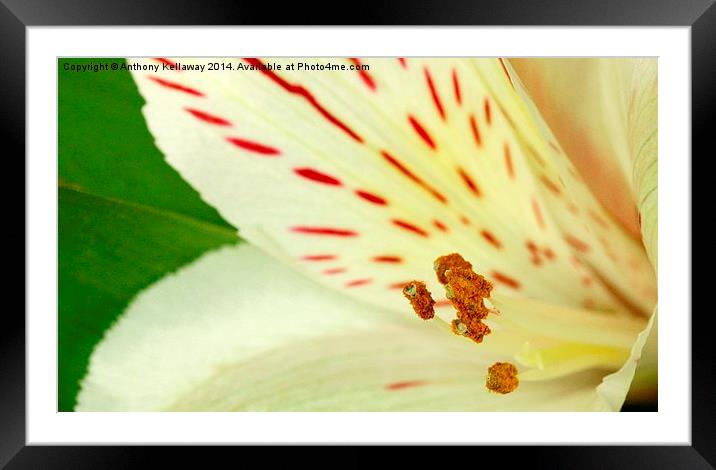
left=58, top=58, right=233, bottom=226
left=58, top=58, right=238, bottom=411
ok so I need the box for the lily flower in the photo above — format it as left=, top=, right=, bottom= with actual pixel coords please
left=76, top=58, right=657, bottom=411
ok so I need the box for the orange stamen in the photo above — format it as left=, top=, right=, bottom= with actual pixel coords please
left=445, top=267, right=494, bottom=344
left=402, top=254, right=495, bottom=344
left=402, top=281, right=435, bottom=320
left=486, top=362, right=519, bottom=394
left=433, top=253, right=473, bottom=285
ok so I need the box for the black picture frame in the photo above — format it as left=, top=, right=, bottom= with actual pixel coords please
left=6, top=0, right=706, bottom=465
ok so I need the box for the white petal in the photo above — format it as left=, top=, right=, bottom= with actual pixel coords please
left=509, top=59, right=640, bottom=233
left=165, top=332, right=609, bottom=412
left=77, top=243, right=412, bottom=411
left=127, top=57, right=653, bottom=317
left=509, top=58, right=658, bottom=272
left=488, top=295, right=646, bottom=384
left=77, top=244, right=618, bottom=411
left=596, top=308, right=657, bottom=410
left=508, top=59, right=658, bottom=401
left=627, top=60, right=658, bottom=271
left=499, top=59, right=657, bottom=315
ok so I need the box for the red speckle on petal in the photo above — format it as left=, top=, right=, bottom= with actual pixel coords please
left=148, top=76, right=204, bottom=96
left=424, top=67, right=445, bottom=120
left=294, top=167, right=342, bottom=186
left=484, top=97, right=492, bottom=125
left=504, top=143, right=515, bottom=179
left=226, top=137, right=281, bottom=156
left=185, top=108, right=232, bottom=126
left=381, top=150, right=447, bottom=204
left=452, top=68, right=462, bottom=105
left=398, top=58, right=407, bottom=68
left=372, top=255, right=403, bottom=263
left=532, top=198, right=545, bottom=230
left=355, top=190, right=387, bottom=206
left=565, top=235, right=590, bottom=253
left=543, top=247, right=556, bottom=261
left=469, top=114, right=482, bottom=147
left=349, top=58, right=376, bottom=91
left=392, top=219, right=429, bottom=237
left=243, top=58, right=363, bottom=143
left=408, top=115, right=437, bottom=150
left=301, top=254, right=337, bottom=261
left=322, top=268, right=346, bottom=275
left=491, top=271, right=521, bottom=289
left=385, top=380, right=426, bottom=391
left=433, top=220, right=449, bottom=232
left=480, top=230, right=502, bottom=249
left=526, top=240, right=542, bottom=266
left=291, top=226, right=358, bottom=237
left=458, top=167, right=481, bottom=197
left=460, top=215, right=471, bottom=226
left=346, top=278, right=372, bottom=287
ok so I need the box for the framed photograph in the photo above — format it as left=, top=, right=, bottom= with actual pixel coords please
left=9, top=0, right=707, bottom=464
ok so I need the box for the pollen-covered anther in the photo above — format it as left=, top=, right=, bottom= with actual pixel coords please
left=402, top=281, right=435, bottom=320
left=444, top=268, right=493, bottom=317
left=468, top=322, right=491, bottom=343
left=444, top=266, right=494, bottom=344
left=433, top=253, right=473, bottom=285
left=486, top=362, right=519, bottom=394
left=451, top=319, right=468, bottom=336
left=450, top=319, right=491, bottom=343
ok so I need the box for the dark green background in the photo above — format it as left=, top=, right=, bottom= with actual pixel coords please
left=58, top=58, right=238, bottom=411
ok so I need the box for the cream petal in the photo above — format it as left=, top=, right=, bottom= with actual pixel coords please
left=509, top=60, right=633, bottom=230
left=596, top=308, right=657, bottom=410
left=510, top=58, right=658, bottom=271
left=499, top=59, right=657, bottom=314
left=627, top=60, right=658, bottom=271
left=509, top=59, right=658, bottom=402
left=76, top=244, right=415, bottom=411
left=77, top=244, right=623, bottom=411
left=165, top=331, right=611, bottom=412
left=127, top=57, right=655, bottom=318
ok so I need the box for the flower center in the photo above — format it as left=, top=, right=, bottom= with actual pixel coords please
left=401, top=253, right=645, bottom=395
left=407, top=253, right=497, bottom=344
left=403, top=253, right=519, bottom=393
